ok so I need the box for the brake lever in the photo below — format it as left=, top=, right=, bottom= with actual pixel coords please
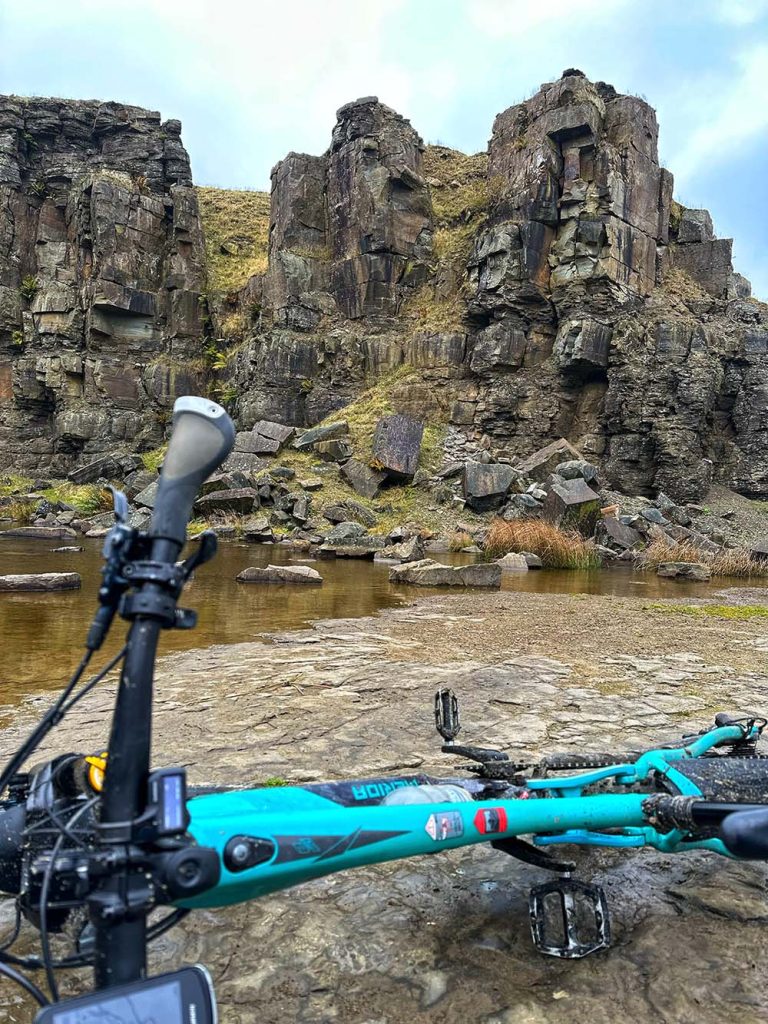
left=178, top=531, right=218, bottom=582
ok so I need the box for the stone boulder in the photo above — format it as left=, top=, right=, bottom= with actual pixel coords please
left=389, top=559, right=501, bottom=588
left=323, top=502, right=377, bottom=527
left=0, top=572, right=81, bottom=591
left=463, top=462, right=517, bottom=512
left=375, top=536, right=425, bottom=563
left=372, top=415, right=424, bottom=481
left=341, top=459, right=386, bottom=500
left=236, top=564, right=322, bottom=585
left=325, top=521, right=368, bottom=545
left=194, top=488, right=259, bottom=515
left=519, top=439, right=585, bottom=483
left=314, top=439, right=352, bottom=462
left=242, top=516, right=274, bottom=542
left=657, top=562, right=711, bottom=582
left=541, top=478, right=601, bottom=534
left=597, top=516, right=643, bottom=551
left=133, top=481, right=159, bottom=509
left=555, top=460, right=600, bottom=485
left=496, top=552, right=528, bottom=572
left=293, top=422, right=349, bottom=451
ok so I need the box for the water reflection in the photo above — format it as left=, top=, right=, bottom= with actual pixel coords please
left=0, top=530, right=746, bottom=709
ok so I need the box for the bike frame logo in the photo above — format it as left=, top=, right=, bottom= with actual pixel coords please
left=425, top=811, right=464, bottom=842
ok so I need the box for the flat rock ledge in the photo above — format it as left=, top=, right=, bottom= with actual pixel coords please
left=657, top=561, right=712, bottom=581
left=236, top=564, right=323, bottom=585
left=0, top=572, right=81, bottom=591
left=0, top=526, right=78, bottom=541
left=389, top=558, right=501, bottom=587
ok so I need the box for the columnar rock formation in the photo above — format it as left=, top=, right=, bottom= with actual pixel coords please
left=0, top=97, right=206, bottom=474
left=0, top=74, right=766, bottom=503
left=228, top=71, right=767, bottom=502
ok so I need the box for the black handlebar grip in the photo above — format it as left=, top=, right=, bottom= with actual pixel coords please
left=150, top=397, right=236, bottom=547
left=720, top=808, right=768, bottom=859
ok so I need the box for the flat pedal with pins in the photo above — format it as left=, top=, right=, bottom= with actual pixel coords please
left=528, top=877, right=611, bottom=958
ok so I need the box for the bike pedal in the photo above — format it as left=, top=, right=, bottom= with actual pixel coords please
left=528, top=877, right=611, bottom=958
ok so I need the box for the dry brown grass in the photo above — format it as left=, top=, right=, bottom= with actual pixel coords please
left=448, top=530, right=474, bottom=552
left=484, top=519, right=601, bottom=569
left=637, top=537, right=768, bottom=578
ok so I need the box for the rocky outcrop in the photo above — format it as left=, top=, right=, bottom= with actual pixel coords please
left=224, top=72, right=767, bottom=503
left=1, top=76, right=767, bottom=506
left=0, top=96, right=207, bottom=474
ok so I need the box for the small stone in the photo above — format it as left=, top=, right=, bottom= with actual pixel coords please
left=463, top=462, right=517, bottom=511
left=522, top=551, right=543, bottom=569
left=299, top=479, right=323, bottom=491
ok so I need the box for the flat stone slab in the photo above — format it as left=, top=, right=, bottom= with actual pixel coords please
left=236, top=565, right=323, bottom=585
left=390, top=558, right=501, bottom=587
left=0, top=572, right=81, bottom=591
left=0, top=526, right=77, bottom=540
left=657, top=561, right=712, bottom=581
left=497, top=552, right=529, bottom=572
left=293, top=421, right=349, bottom=451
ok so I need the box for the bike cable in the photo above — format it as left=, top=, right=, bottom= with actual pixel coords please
left=0, top=959, right=48, bottom=1008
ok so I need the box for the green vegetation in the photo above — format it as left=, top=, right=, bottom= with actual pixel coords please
left=196, top=186, right=270, bottom=297
left=401, top=146, right=492, bottom=332
left=41, top=483, right=113, bottom=516
left=141, top=446, right=167, bottom=473
left=19, top=275, right=39, bottom=302
left=0, top=474, right=33, bottom=496
left=262, top=777, right=287, bottom=787
left=11, top=330, right=24, bottom=348
left=648, top=604, right=768, bottom=621
left=484, top=519, right=601, bottom=569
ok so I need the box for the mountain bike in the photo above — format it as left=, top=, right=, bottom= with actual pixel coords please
left=0, top=396, right=767, bottom=1022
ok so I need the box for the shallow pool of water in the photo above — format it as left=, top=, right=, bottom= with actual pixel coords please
left=0, top=529, right=754, bottom=705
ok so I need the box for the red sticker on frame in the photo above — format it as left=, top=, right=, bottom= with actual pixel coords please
left=474, top=807, right=508, bottom=835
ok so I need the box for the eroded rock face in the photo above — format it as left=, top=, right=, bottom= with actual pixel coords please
left=0, top=96, right=206, bottom=474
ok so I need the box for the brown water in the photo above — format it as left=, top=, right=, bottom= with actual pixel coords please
left=0, top=530, right=740, bottom=711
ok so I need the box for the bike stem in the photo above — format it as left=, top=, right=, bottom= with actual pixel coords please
left=92, top=536, right=182, bottom=989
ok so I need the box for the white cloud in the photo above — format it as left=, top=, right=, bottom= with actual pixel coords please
left=715, top=0, right=768, bottom=25
left=667, top=44, right=768, bottom=188
left=467, top=0, right=630, bottom=34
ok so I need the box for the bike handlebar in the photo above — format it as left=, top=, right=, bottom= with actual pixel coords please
left=150, top=397, right=235, bottom=548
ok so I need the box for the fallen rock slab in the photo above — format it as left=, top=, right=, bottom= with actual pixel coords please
left=519, top=437, right=584, bottom=482
left=52, top=546, right=83, bottom=553
left=236, top=565, right=323, bottom=585
left=542, top=477, right=601, bottom=533
left=341, top=459, right=386, bottom=500
left=293, top=421, right=349, bottom=451
left=389, top=558, right=501, bottom=588
left=195, top=488, right=259, bottom=515
left=463, top=462, right=517, bottom=511
left=372, top=414, right=424, bottom=481
left=375, top=536, right=425, bottom=563
left=0, top=526, right=77, bottom=541
left=657, top=562, right=712, bottom=581
left=0, top=572, right=81, bottom=591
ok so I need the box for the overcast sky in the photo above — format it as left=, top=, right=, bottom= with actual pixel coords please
left=1, top=0, right=766, bottom=297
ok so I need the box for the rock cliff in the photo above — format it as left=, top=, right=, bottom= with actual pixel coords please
left=1, top=72, right=767, bottom=503
left=224, top=71, right=767, bottom=502
left=0, top=96, right=206, bottom=474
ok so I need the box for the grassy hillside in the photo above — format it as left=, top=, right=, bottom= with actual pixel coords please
left=196, top=186, right=270, bottom=298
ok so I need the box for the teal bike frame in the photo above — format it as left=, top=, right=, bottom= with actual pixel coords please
left=182, top=722, right=754, bottom=910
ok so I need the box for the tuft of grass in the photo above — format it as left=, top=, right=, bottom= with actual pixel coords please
left=141, top=446, right=166, bottom=474
left=262, top=776, right=287, bottom=787
left=448, top=530, right=474, bottom=552
left=483, top=519, right=601, bottom=569
left=42, top=483, right=113, bottom=516
left=19, top=275, right=39, bottom=302
left=3, top=500, right=35, bottom=524
left=196, top=186, right=270, bottom=298
left=637, top=538, right=768, bottom=578
left=648, top=604, right=768, bottom=621
left=0, top=474, right=34, bottom=496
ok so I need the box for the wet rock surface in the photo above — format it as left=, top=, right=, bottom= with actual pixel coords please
left=2, top=590, right=768, bottom=1022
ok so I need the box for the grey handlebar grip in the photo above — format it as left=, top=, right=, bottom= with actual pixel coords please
left=150, top=397, right=236, bottom=546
